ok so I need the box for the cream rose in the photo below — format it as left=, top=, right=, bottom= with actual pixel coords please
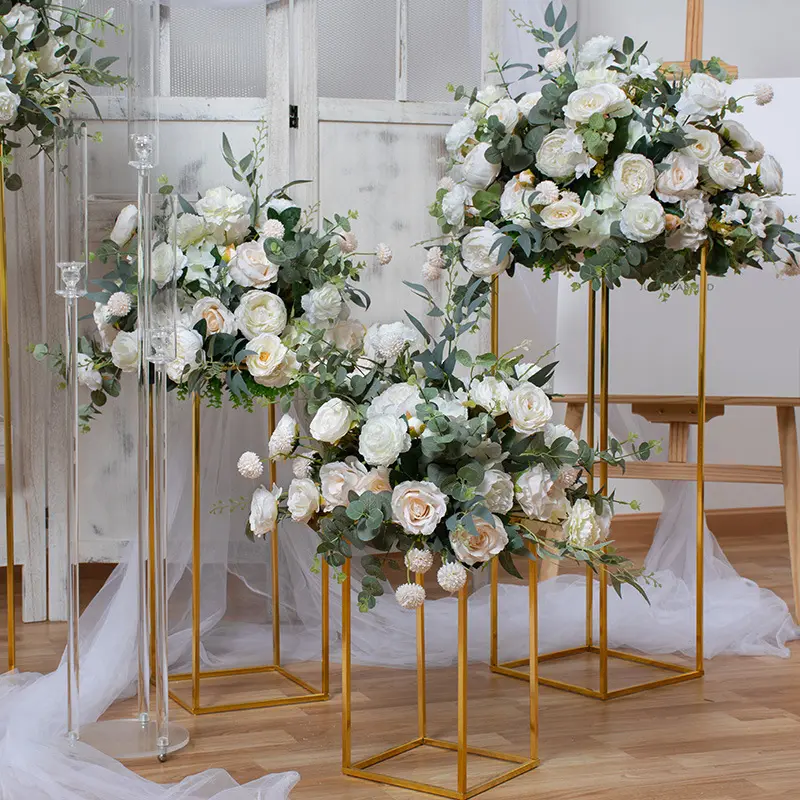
left=759, top=155, right=783, bottom=194
left=515, top=465, right=555, bottom=520
left=655, top=153, right=699, bottom=203
left=707, top=155, right=746, bottom=191
left=110, top=330, right=139, bottom=373
left=445, top=117, right=477, bottom=153
left=564, top=498, right=605, bottom=547
left=676, top=72, right=727, bottom=117
left=300, top=283, right=343, bottom=327
left=540, top=198, right=585, bottom=230
left=681, top=125, right=721, bottom=165
left=166, top=326, right=204, bottom=383
left=320, top=459, right=367, bottom=510
left=507, top=383, right=553, bottom=434
left=461, top=142, right=501, bottom=192
left=367, top=382, right=423, bottom=419
left=477, top=469, right=514, bottom=514
left=564, top=83, right=630, bottom=124
left=234, top=290, right=287, bottom=339
left=450, top=514, right=509, bottom=566
left=244, top=332, right=297, bottom=388
left=249, top=485, right=281, bottom=538
left=461, top=225, right=511, bottom=279
left=110, top=205, right=138, bottom=247
left=191, top=297, right=236, bottom=336
left=325, top=319, right=365, bottom=352
left=469, top=376, right=510, bottom=416
left=310, top=398, right=353, bottom=444
left=228, top=241, right=279, bottom=288
left=612, top=153, right=655, bottom=201
left=620, top=196, right=666, bottom=243
left=485, top=97, right=520, bottom=132
left=356, top=466, right=391, bottom=495
left=358, top=414, right=411, bottom=467
left=287, top=478, right=320, bottom=524
left=391, top=480, right=448, bottom=537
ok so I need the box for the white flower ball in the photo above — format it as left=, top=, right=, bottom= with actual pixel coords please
left=337, top=230, right=358, bottom=254
left=755, top=82, right=774, bottom=106
left=396, top=582, right=426, bottom=610
left=106, top=291, right=133, bottom=318
left=260, top=219, right=285, bottom=239
left=426, top=246, right=445, bottom=269
left=422, top=262, right=442, bottom=281
left=269, top=414, right=298, bottom=460
left=533, top=180, right=560, bottom=205
left=292, top=450, right=315, bottom=479
left=358, top=413, right=411, bottom=467
left=238, top=451, right=264, bottom=480
left=405, top=547, right=434, bottom=575
left=376, top=242, right=393, bottom=265
left=437, top=561, right=468, bottom=594
left=544, top=48, right=568, bottom=72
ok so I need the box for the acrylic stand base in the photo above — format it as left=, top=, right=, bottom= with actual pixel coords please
left=80, top=718, right=190, bottom=761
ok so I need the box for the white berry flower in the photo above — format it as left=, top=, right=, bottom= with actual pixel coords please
left=260, top=219, right=285, bottom=239
left=396, top=582, right=426, bottom=609
left=544, top=48, right=568, bottom=72
left=426, top=246, right=445, bottom=269
left=376, top=242, right=393, bottom=265
left=269, top=414, right=298, bottom=460
left=292, top=449, right=315, bottom=478
left=106, top=291, right=133, bottom=317
left=755, top=83, right=774, bottom=106
left=422, top=262, right=442, bottom=281
left=337, top=230, right=358, bottom=254
left=237, top=451, right=264, bottom=480
left=405, top=547, right=434, bottom=574
left=437, top=561, right=468, bottom=594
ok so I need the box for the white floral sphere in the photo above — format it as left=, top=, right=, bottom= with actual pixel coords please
left=426, top=246, right=445, bottom=269
left=376, top=242, right=393, bottom=265
left=755, top=82, right=774, bottom=106
left=437, top=561, right=468, bottom=594
left=260, top=219, right=285, bottom=239
left=422, top=262, right=441, bottom=281
left=544, top=48, right=568, bottom=72
left=292, top=450, right=315, bottom=478
left=337, top=231, right=358, bottom=254
left=106, top=291, right=133, bottom=317
left=404, top=547, right=434, bottom=575
left=238, top=451, right=264, bottom=480
left=396, top=582, right=426, bottom=609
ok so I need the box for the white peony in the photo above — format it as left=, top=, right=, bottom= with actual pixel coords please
left=287, top=478, right=320, bottom=523
left=485, top=97, right=520, bottom=132
left=3, top=4, right=38, bottom=44
left=151, top=241, right=182, bottom=288
left=110, top=331, right=139, bottom=373
left=517, top=91, right=542, bottom=118
left=544, top=48, right=568, bottom=72
left=515, top=465, right=555, bottom=520
left=655, top=153, right=699, bottom=203
left=461, top=225, right=511, bottom=279
left=676, top=73, right=727, bottom=117
left=564, top=83, right=631, bottom=124
left=325, top=319, right=365, bottom=352
left=469, top=376, right=510, bottom=416
left=174, top=214, right=208, bottom=249
left=367, top=382, right=423, bottom=419
left=234, top=290, right=287, bottom=339
left=196, top=186, right=251, bottom=244
left=612, top=153, right=655, bottom=202
left=536, top=129, right=593, bottom=180
left=507, top=383, right=553, bottom=434
left=310, top=398, right=353, bottom=444
left=363, top=322, right=424, bottom=366
left=391, top=480, right=448, bottom=537
left=76, top=353, right=102, bottom=391
left=268, top=413, right=298, bottom=459
left=461, top=142, right=501, bottom=192
left=758, top=155, right=783, bottom=194
left=450, top=515, right=509, bottom=566
left=564, top=498, right=607, bottom=547
left=300, top=283, right=343, bottom=327
left=468, top=85, right=506, bottom=119
left=681, top=125, right=721, bottom=165
left=544, top=423, right=579, bottom=453
left=191, top=297, right=237, bottom=335
left=578, top=35, right=616, bottom=68
left=319, top=459, right=367, bottom=510
left=445, top=117, right=477, bottom=153
left=358, top=414, right=411, bottom=467
left=110, top=205, right=138, bottom=247
left=707, top=155, right=746, bottom=190
left=476, top=469, right=514, bottom=514
left=249, top=485, right=282, bottom=538
left=244, top=333, right=297, bottom=388
left=166, top=326, right=204, bottom=383
left=540, top=198, right=585, bottom=230
left=682, top=196, right=712, bottom=231
left=441, top=183, right=469, bottom=229
left=620, top=196, right=666, bottom=242
left=228, top=241, right=279, bottom=288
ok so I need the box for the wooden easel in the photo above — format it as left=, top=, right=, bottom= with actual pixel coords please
left=666, top=0, right=739, bottom=78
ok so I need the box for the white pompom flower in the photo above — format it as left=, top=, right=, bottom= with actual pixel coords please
left=755, top=83, right=774, bottom=106
left=292, top=450, right=315, bottom=478
left=106, top=291, right=133, bottom=318
left=437, top=561, right=468, bottom=593
left=260, top=219, right=285, bottom=239
left=337, top=230, right=358, bottom=254
left=544, top=48, right=568, bottom=73
left=376, top=243, right=393, bottom=265
left=238, top=451, right=264, bottom=480
left=405, top=547, right=434, bottom=575
left=426, top=246, right=445, bottom=269
left=422, top=262, right=442, bottom=281
left=269, top=414, right=298, bottom=460
left=396, top=582, right=426, bottom=609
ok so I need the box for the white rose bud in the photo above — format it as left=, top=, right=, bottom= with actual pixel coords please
left=109, top=205, right=138, bottom=247
left=249, top=485, right=282, bottom=538
left=758, top=155, right=784, bottom=194
left=287, top=478, right=320, bottom=524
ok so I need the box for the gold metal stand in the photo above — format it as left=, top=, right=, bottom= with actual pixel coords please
left=343, top=556, right=539, bottom=799
left=491, top=251, right=708, bottom=699
left=168, top=395, right=330, bottom=714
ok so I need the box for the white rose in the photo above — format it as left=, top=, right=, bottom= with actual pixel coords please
left=676, top=73, right=727, bottom=117
left=564, top=498, right=606, bottom=547
left=310, top=397, right=353, bottom=444
left=540, top=198, right=585, bottom=230
left=14, top=52, right=36, bottom=82
left=174, top=213, right=208, bottom=249
left=110, top=330, right=139, bottom=373
left=441, top=183, right=469, bottom=229
left=515, top=465, right=555, bottom=519
left=391, top=480, right=448, bottom=536
left=468, top=85, right=506, bottom=119
left=707, top=155, right=746, bottom=190
left=461, top=225, right=511, bottom=279
left=682, top=196, right=712, bottom=231
left=575, top=65, right=625, bottom=89
left=325, top=319, right=365, bottom=352
left=191, top=297, right=237, bottom=335
left=449, top=514, right=509, bottom=566
left=356, top=466, right=392, bottom=495
left=249, top=485, right=281, bottom=537
left=500, top=178, right=532, bottom=225
left=434, top=391, right=468, bottom=422
left=507, top=383, right=553, bottom=434
left=196, top=186, right=251, bottom=244
left=300, top=283, right=343, bottom=327
left=620, top=196, right=665, bottom=243
left=517, top=91, right=542, bottom=118
left=0, top=82, right=20, bottom=125
left=3, top=4, right=38, bottom=44
left=287, top=478, right=320, bottom=524
left=578, top=35, right=616, bottom=68
left=666, top=226, right=707, bottom=251
left=319, top=458, right=367, bottom=510
left=655, top=153, right=699, bottom=203
left=93, top=302, right=117, bottom=350
left=110, top=205, right=138, bottom=247
left=461, top=142, right=501, bottom=192
left=486, top=97, right=520, bottom=132
left=477, top=469, right=514, bottom=514
left=536, top=129, right=580, bottom=180
left=358, top=414, right=411, bottom=467
left=469, top=376, right=510, bottom=416
left=244, top=332, right=296, bottom=388
left=234, top=290, right=287, bottom=339
left=166, top=326, right=204, bottom=383
left=544, top=423, right=579, bottom=453
left=76, top=353, right=102, bottom=391
left=151, top=241, right=182, bottom=288
left=445, top=117, right=477, bottom=152
left=612, top=153, right=656, bottom=202
left=367, top=382, right=423, bottom=419
left=37, top=37, right=66, bottom=75
left=228, top=241, right=279, bottom=289
left=758, top=155, right=783, bottom=194
left=682, top=125, right=721, bottom=165
left=564, top=83, right=631, bottom=124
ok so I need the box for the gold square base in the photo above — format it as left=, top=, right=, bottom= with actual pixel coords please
left=344, top=736, right=539, bottom=800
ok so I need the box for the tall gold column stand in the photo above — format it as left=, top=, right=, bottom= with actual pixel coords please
left=343, top=554, right=539, bottom=799
left=168, top=396, right=330, bottom=714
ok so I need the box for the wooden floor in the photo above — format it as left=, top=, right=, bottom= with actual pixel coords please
left=2, top=509, right=799, bottom=799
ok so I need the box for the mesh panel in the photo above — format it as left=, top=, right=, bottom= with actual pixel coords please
left=169, top=5, right=268, bottom=97
left=317, top=0, right=396, bottom=100
left=75, top=0, right=129, bottom=96
left=407, top=0, right=483, bottom=102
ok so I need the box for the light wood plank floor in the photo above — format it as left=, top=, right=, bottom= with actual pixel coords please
left=2, top=510, right=799, bottom=799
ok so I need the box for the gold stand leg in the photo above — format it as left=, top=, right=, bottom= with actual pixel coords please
left=585, top=285, right=596, bottom=649
left=416, top=571, right=426, bottom=739
left=457, top=583, right=468, bottom=797
left=341, top=558, right=351, bottom=769
left=696, top=245, right=707, bottom=672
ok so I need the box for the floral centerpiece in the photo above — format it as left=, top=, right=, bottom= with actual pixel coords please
left=34, top=131, right=391, bottom=429
left=428, top=3, right=800, bottom=295
left=237, top=270, right=654, bottom=611
left=0, top=2, right=123, bottom=190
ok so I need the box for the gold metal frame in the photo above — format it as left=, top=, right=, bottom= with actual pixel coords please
left=168, top=395, right=330, bottom=714
left=490, top=251, right=708, bottom=699
left=342, top=556, right=539, bottom=799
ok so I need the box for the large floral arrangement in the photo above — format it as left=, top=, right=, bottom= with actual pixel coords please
left=34, top=131, right=390, bottom=429
left=0, top=2, right=123, bottom=190
left=238, top=271, right=654, bottom=611
left=428, top=3, right=800, bottom=295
